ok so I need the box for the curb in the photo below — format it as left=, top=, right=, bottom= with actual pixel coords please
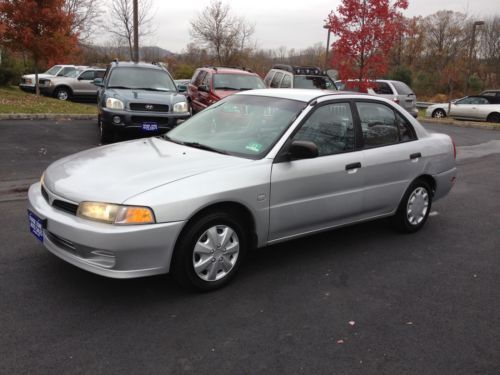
left=0, top=114, right=97, bottom=121
left=418, top=117, right=500, bottom=131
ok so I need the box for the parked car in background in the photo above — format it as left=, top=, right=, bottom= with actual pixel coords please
left=425, top=96, right=500, bottom=122
left=336, top=79, right=418, bottom=118
left=264, top=65, right=337, bottom=91
left=19, top=65, right=79, bottom=92
left=187, top=66, right=266, bottom=113
left=28, top=89, right=456, bottom=291
left=174, top=79, right=191, bottom=94
left=480, top=90, right=500, bottom=102
left=95, top=61, right=190, bottom=144
left=39, top=68, right=106, bottom=101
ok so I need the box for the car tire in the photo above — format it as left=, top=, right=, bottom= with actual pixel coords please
left=432, top=109, right=446, bottom=118
left=172, top=211, right=248, bottom=291
left=486, top=113, right=500, bottom=123
left=54, top=87, right=70, bottom=101
left=392, top=179, right=433, bottom=233
left=99, top=119, right=114, bottom=144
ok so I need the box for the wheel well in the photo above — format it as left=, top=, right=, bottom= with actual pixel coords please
left=54, top=85, right=73, bottom=96
left=487, top=112, right=500, bottom=122
left=433, top=108, right=446, bottom=115
left=178, top=202, right=258, bottom=249
left=415, top=174, right=436, bottom=197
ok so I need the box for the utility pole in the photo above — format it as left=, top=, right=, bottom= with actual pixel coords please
left=323, top=24, right=331, bottom=68
left=466, top=20, right=484, bottom=94
left=133, top=0, right=139, bottom=62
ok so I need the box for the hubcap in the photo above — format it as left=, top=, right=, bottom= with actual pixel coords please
left=192, top=225, right=239, bottom=281
left=433, top=110, right=444, bottom=118
left=57, top=90, right=68, bottom=100
left=407, top=187, right=429, bottom=225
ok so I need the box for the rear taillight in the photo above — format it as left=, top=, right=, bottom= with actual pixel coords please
left=452, top=139, right=456, bottom=160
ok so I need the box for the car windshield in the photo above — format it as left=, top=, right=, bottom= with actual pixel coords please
left=107, top=67, right=177, bottom=91
left=294, top=75, right=336, bottom=90
left=45, top=66, right=62, bottom=75
left=166, top=95, right=305, bottom=159
left=213, top=74, right=266, bottom=90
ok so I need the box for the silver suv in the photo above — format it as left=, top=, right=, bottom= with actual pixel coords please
left=39, top=68, right=106, bottom=100
left=336, top=79, right=418, bottom=118
left=264, top=65, right=337, bottom=90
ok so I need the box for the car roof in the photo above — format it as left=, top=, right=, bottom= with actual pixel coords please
left=199, top=67, right=257, bottom=76
left=236, top=88, right=369, bottom=102
left=111, top=61, right=165, bottom=71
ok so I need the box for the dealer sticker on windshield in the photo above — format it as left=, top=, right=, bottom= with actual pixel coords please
left=245, top=142, right=263, bottom=153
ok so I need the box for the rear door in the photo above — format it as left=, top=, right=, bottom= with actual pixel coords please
left=354, top=100, right=422, bottom=217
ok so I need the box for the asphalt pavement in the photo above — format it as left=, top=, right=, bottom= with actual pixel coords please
left=0, top=120, right=499, bottom=374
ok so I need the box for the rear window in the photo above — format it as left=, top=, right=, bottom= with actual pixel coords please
left=294, top=76, right=335, bottom=90
left=372, top=82, right=393, bottom=95
left=390, top=81, right=414, bottom=95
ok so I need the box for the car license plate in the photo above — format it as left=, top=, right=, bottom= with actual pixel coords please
left=142, top=122, right=158, bottom=131
left=28, top=209, right=45, bottom=242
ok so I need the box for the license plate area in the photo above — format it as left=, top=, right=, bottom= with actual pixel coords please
left=142, top=122, right=158, bottom=131
left=28, top=209, right=46, bottom=242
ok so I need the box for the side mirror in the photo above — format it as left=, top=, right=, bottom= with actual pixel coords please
left=177, top=84, right=187, bottom=93
left=198, top=84, right=209, bottom=93
left=93, top=78, right=104, bottom=87
left=287, top=140, right=319, bottom=160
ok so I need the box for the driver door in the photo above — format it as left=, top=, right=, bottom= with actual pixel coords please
left=269, top=102, right=364, bottom=242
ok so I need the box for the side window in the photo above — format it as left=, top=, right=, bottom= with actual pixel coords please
left=95, top=70, right=106, bottom=79
left=292, top=102, right=355, bottom=156
left=372, top=82, right=393, bottom=95
left=280, top=74, right=292, bottom=88
left=264, top=71, right=275, bottom=86
left=60, top=67, right=75, bottom=76
left=193, top=71, right=206, bottom=86
left=356, top=102, right=399, bottom=148
left=79, top=71, right=94, bottom=80
left=202, top=72, right=211, bottom=88
left=270, top=72, right=284, bottom=88
left=396, top=112, right=417, bottom=142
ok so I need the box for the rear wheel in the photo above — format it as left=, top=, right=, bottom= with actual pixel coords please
left=432, top=109, right=446, bottom=118
left=392, top=179, right=432, bottom=233
left=54, top=87, right=70, bottom=101
left=172, top=211, right=248, bottom=291
left=486, top=113, right=500, bottom=123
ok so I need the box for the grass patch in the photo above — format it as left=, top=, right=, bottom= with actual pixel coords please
left=0, top=86, right=96, bottom=115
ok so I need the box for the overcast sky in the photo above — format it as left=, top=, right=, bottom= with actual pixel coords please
left=141, top=0, right=497, bottom=53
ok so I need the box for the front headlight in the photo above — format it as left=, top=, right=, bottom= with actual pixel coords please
left=77, top=202, right=155, bottom=225
left=173, top=101, right=188, bottom=113
left=106, top=98, right=125, bottom=110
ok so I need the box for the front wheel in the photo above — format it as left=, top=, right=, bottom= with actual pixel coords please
left=432, top=109, right=446, bottom=118
left=172, top=211, right=248, bottom=291
left=54, top=87, right=70, bottom=101
left=392, top=179, right=432, bottom=233
left=99, top=119, right=114, bottom=144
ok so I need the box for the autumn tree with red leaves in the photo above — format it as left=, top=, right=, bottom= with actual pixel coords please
left=326, top=0, right=408, bottom=90
left=0, top=0, right=79, bottom=95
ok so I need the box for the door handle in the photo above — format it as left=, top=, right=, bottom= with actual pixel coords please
left=410, top=152, right=422, bottom=160
left=345, top=162, right=362, bottom=171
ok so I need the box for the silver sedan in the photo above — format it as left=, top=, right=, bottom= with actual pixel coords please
left=425, top=96, right=500, bottom=122
left=28, top=89, right=457, bottom=290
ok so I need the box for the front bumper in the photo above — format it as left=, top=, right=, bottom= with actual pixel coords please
left=28, top=182, right=185, bottom=278
left=19, top=83, right=36, bottom=92
left=101, top=107, right=191, bottom=133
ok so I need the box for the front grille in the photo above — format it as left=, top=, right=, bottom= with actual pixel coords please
left=131, top=116, right=171, bottom=125
left=41, top=185, right=49, bottom=203
left=52, top=200, right=78, bottom=215
left=130, top=103, right=169, bottom=112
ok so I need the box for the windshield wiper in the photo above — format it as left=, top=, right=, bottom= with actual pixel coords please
left=182, top=141, right=229, bottom=155
left=214, top=86, right=238, bottom=90
left=133, top=87, right=172, bottom=92
left=108, top=86, right=131, bottom=89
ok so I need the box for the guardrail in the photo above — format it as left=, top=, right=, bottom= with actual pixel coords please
left=416, top=102, right=434, bottom=109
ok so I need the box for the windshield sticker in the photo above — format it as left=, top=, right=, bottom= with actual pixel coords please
left=245, top=142, right=263, bottom=153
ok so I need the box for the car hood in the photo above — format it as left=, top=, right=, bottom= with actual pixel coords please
left=22, top=73, right=54, bottom=80
left=44, top=138, right=251, bottom=203
left=107, top=88, right=185, bottom=103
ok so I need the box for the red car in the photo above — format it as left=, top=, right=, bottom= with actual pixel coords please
left=187, top=67, right=266, bottom=113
